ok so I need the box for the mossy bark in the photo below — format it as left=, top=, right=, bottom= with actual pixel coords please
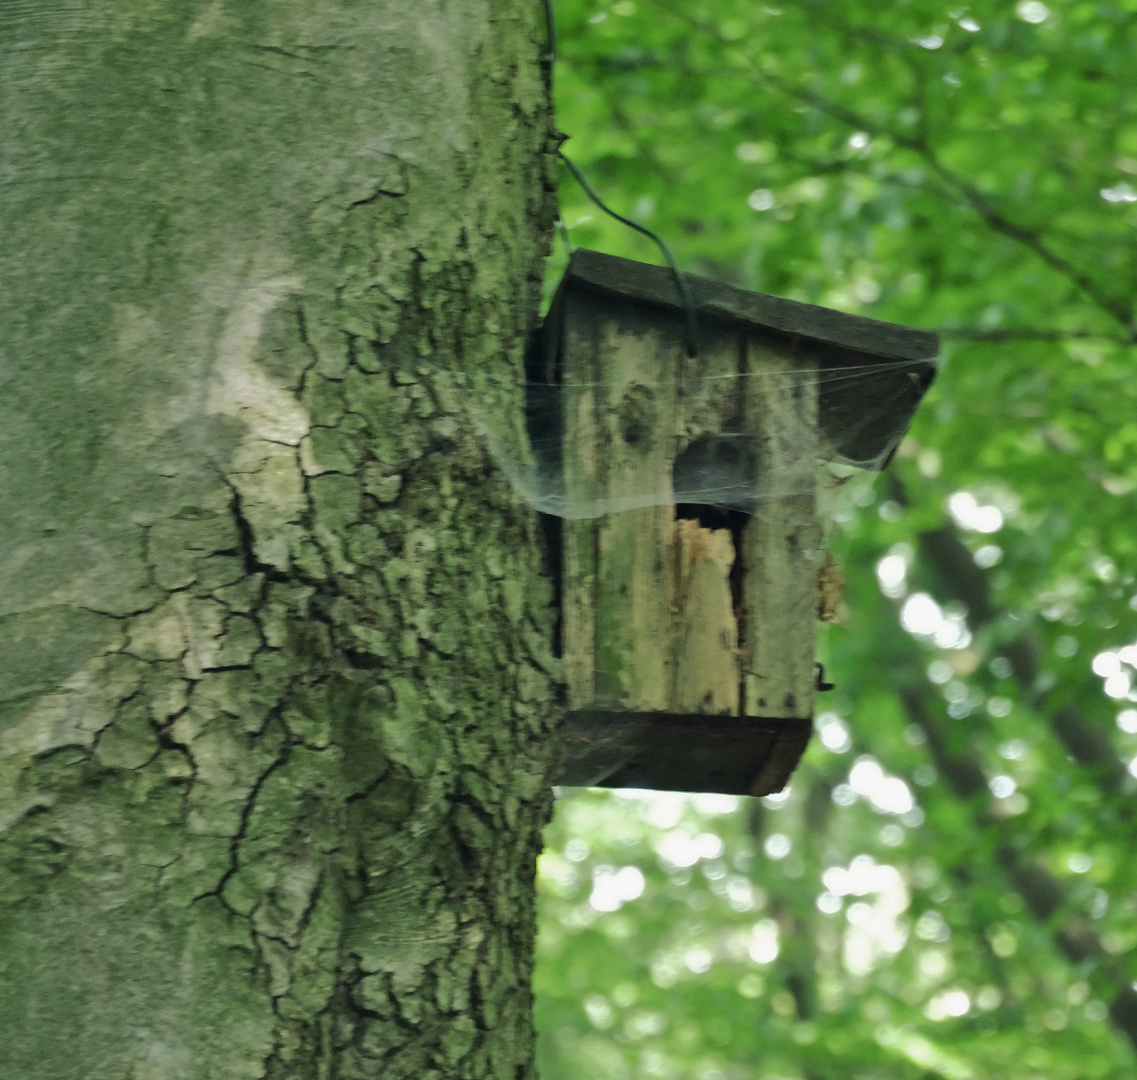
left=0, top=4, right=560, bottom=1077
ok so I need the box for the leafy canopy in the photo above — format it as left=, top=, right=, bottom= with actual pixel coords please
left=536, top=2, right=1137, bottom=1078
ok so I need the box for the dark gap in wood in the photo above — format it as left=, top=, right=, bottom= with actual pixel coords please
left=525, top=315, right=566, bottom=659
left=734, top=334, right=750, bottom=716
left=539, top=511, right=564, bottom=659
left=728, top=512, right=748, bottom=713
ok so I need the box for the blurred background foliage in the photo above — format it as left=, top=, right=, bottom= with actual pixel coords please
left=533, top=1, right=1137, bottom=1078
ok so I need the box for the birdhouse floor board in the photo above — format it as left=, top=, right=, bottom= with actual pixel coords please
left=558, top=711, right=813, bottom=796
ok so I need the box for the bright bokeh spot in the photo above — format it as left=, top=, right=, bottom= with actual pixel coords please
left=1117, top=709, right=1137, bottom=734
left=1102, top=183, right=1137, bottom=204
left=989, top=775, right=1017, bottom=799
left=817, top=891, right=843, bottom=914
left=974, top=544, right=1002, bottom=568
left=1093, top=651, right=1121, bottom=677
left=764, top=833, right=792, bottom=860
left=821, top=856, right=909, bottom=973
left=691, top=794, right=740, bottom=815
left=926, top=989, right=971, bottom=1020
left=876, top=553, right=907, bottom=596
left=901, top=593, right=942, bottom=635
left=1106, top=672, right=1132, bottom=699
left=747, top=188, right=775, bottom=211
left=817, top=712, right=852, bottom=753
left=748, top=919, right=780, bottom=964
left=644, top=793, right=685, bottom=830
left=565, top=839, right=590, bottom=862
left=654, top=831, right=700, bottom=868
left=900, top=592, right=972, bottom=649
left=848, top=756, right=916, bottom=815
left=762, top=787, right=792, bottom=808
left=589, top=865, right=646, bottom=912
left=684, top=946, right=713, bottom=973
left=1016, top=0, right=1049, bottom=22
left=948, top=491, right=1004, bottom=533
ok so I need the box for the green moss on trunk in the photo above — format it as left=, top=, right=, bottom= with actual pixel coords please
left=0, top=3, right=561, bottom=1077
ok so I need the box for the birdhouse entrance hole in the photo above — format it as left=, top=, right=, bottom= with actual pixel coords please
left=672, top=432, right=757, bottom=529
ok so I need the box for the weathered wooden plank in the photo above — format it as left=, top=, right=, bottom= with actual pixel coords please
left=560, top=293, right=599, bottom=711
left=667, top=518, right=738, bottom=714
left=589, top=300, right=678, bottom=713
left=560, top=291, right=680, bottom=712
left=740, top=339, right=820, bottom=720
left=664, top=332, right=744, bottom=716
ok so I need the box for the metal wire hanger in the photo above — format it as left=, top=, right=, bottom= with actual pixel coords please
left=541, top=0, right=699, bottom=358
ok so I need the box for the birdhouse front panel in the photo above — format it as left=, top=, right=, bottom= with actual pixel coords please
left=557, top=286, right=820, bottom=729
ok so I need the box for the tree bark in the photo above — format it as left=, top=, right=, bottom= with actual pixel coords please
left=0, top=4, right=560, bottom=1078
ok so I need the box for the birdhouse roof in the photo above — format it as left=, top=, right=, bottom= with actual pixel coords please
left=564, top=248, right=939, bottom=363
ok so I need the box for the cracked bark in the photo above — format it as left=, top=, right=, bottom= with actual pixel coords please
left=0, top=5, right=560, bottom=1078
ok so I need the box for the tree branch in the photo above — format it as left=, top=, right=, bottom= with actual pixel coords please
left=646, top=1, right=1137, bottom=339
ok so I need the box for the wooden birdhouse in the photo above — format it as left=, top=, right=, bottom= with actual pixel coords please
left=532, top=249, right=938, bottom=796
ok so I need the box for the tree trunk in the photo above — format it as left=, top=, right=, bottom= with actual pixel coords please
left=0, top=4, right=559, bottom=1077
